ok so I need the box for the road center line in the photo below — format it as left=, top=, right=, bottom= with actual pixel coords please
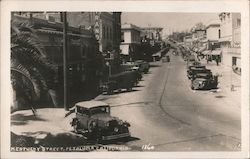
left=157, top=56, right=191, bottom=126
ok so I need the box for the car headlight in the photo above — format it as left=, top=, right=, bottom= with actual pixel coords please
left=123, top=121, right=130, bottom=127
left=118, top=120, right=123, bottom=125
left=92, top=121, right=97, bottom=127
left=114, top=127, right=119, bottom=132
left=105, top=122, right=110, bottom=127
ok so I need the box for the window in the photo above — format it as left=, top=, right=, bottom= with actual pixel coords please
left=90, top=106, right=110, bottom=115
left=76, top=106, right=88, bottom=115
left=218, top=29, right=221, bottom=39
left=237, top=19, right=241, bottom=27
left=107, top=27, right=109, bottom=39
left=81, top=45, right=86, bottom=57
left=110, top=28, right=112, bottom=40
left=121, top=32, right=124, bottom=42
left=103, top=26, right=105, bottom=39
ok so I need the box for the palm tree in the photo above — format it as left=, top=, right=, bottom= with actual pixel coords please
left=11, top=19, right=55, bottom=113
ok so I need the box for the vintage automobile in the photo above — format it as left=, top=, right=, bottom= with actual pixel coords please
left=186, top=60, right=201, bottom=68
left=100, top=71, right=137, bottom=94
left=187, top=65, right=212, bottom=80
left=134, top=60, right=150, bottom=73
left=120, top=63, right=142, bottom=81
left=70, top=101, right=131, bottom=140
left=191, top=73, right=218, bottom=90
left=185, top=54, right=196, bottom=62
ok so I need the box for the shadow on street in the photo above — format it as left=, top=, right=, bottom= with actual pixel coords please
left=11, top=114, right=47, bottom=126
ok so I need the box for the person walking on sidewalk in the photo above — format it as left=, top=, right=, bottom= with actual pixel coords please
left=215, top=55, right=219, bottom=66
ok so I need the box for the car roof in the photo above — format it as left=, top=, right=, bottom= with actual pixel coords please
left=75, top=101, right=109, bottom=109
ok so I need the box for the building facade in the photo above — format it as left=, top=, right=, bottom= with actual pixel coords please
left=29, top=12, right=121, bottom=53
left=12, top=12, right=102, bottom=107
left=219, top=12, right=241, bottom=71
left=205, top=21, right=220, bottom=50
left=120, top=23, right=141, bottom=61
left=140, top=27, right=163, bottom=42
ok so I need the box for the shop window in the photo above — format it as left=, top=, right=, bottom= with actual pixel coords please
left=232, top=57, right=237, bottom=66
left=110, top=28, right=113, bottom=40
left=121, top=32, right=124, bottom=42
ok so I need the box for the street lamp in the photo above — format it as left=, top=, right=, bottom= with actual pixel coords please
left=61, top=12, right=69, bottom=111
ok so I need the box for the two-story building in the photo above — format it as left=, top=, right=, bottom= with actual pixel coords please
left=191, top=28, right=207, bottom=50
left=219, top=12, right=241, bottom=72
left=205, top=20, right=220, bottom=49
left=120, top=23, right=141, bottom=61
left=12, top=12, right=103, bottom=106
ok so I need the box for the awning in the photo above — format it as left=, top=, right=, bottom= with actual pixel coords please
left=202, top=50, right=211, bottom=55
left=218, top=36, right=232, bottom=42
left=211, top=49, right=222, bottom=55
left=120, top=45, right=130, bottom=55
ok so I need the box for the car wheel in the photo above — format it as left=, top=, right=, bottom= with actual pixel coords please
left=88, top=120, right=97, bottom=133
left=192, top=81, right=200, bottom=90
left=191, top=84, right=194, bottom=90
left=73, top=124, right=78, bottom=133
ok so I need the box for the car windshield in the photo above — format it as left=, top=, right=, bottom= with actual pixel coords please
left=89, top=106, right=110, bottom=115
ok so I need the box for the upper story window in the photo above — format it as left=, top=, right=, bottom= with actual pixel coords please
left=81, top=45, right=86, bottom=58
left=121, top=32, right=124, bottom=42
left=107, top=27, right=109, bottom=40
left=103, top=26, right=106, bottom=39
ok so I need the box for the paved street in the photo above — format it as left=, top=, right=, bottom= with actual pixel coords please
left=95, top=53, right=241, bottom=151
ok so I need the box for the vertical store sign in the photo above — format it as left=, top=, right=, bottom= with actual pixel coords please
left=94, top=12, right=100, bottom=41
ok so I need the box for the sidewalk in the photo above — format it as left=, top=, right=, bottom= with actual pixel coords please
left=199, top=59, right=241, bottom=107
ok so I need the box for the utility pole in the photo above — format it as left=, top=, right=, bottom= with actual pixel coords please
left=61, top=12, right=69, bottom=111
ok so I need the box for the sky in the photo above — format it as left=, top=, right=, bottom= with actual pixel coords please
left=121, top=12, right=220, bottom=37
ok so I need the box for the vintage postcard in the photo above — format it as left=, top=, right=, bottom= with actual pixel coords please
left=0, top=0, right=249, bottom=158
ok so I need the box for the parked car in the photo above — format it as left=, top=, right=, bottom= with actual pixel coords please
left=187, top=65, right=212, bottom=80
left=120, top=63, right=142, bottom=81
left=162, top=55, right=170, bottom=63
left=134, top=60, right=150, bottom=73
left=100, top=71, right=138, bottom=94
left=186, top=60, right=201, bottom=68
left=191, top=73, right=218, bottom=90
left=71, top=101, right=130, bottom=140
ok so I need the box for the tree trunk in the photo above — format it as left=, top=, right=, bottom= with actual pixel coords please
left=48, top=89, right=59, bottom=107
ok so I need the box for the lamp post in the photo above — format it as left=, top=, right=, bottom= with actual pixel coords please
left=61, top=12, right=69, bottom=111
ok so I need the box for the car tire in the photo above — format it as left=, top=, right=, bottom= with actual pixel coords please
left=73, top=124, right=78, bottom=133
left=192, top=80, right=200, bottom=90
left=88, top=120, right=97, bottom=133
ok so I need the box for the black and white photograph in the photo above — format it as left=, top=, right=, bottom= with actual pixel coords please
left=1, top=0, right=249, bottom=158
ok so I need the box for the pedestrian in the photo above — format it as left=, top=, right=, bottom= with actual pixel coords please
left=215, top=55, right=219, bottom=66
